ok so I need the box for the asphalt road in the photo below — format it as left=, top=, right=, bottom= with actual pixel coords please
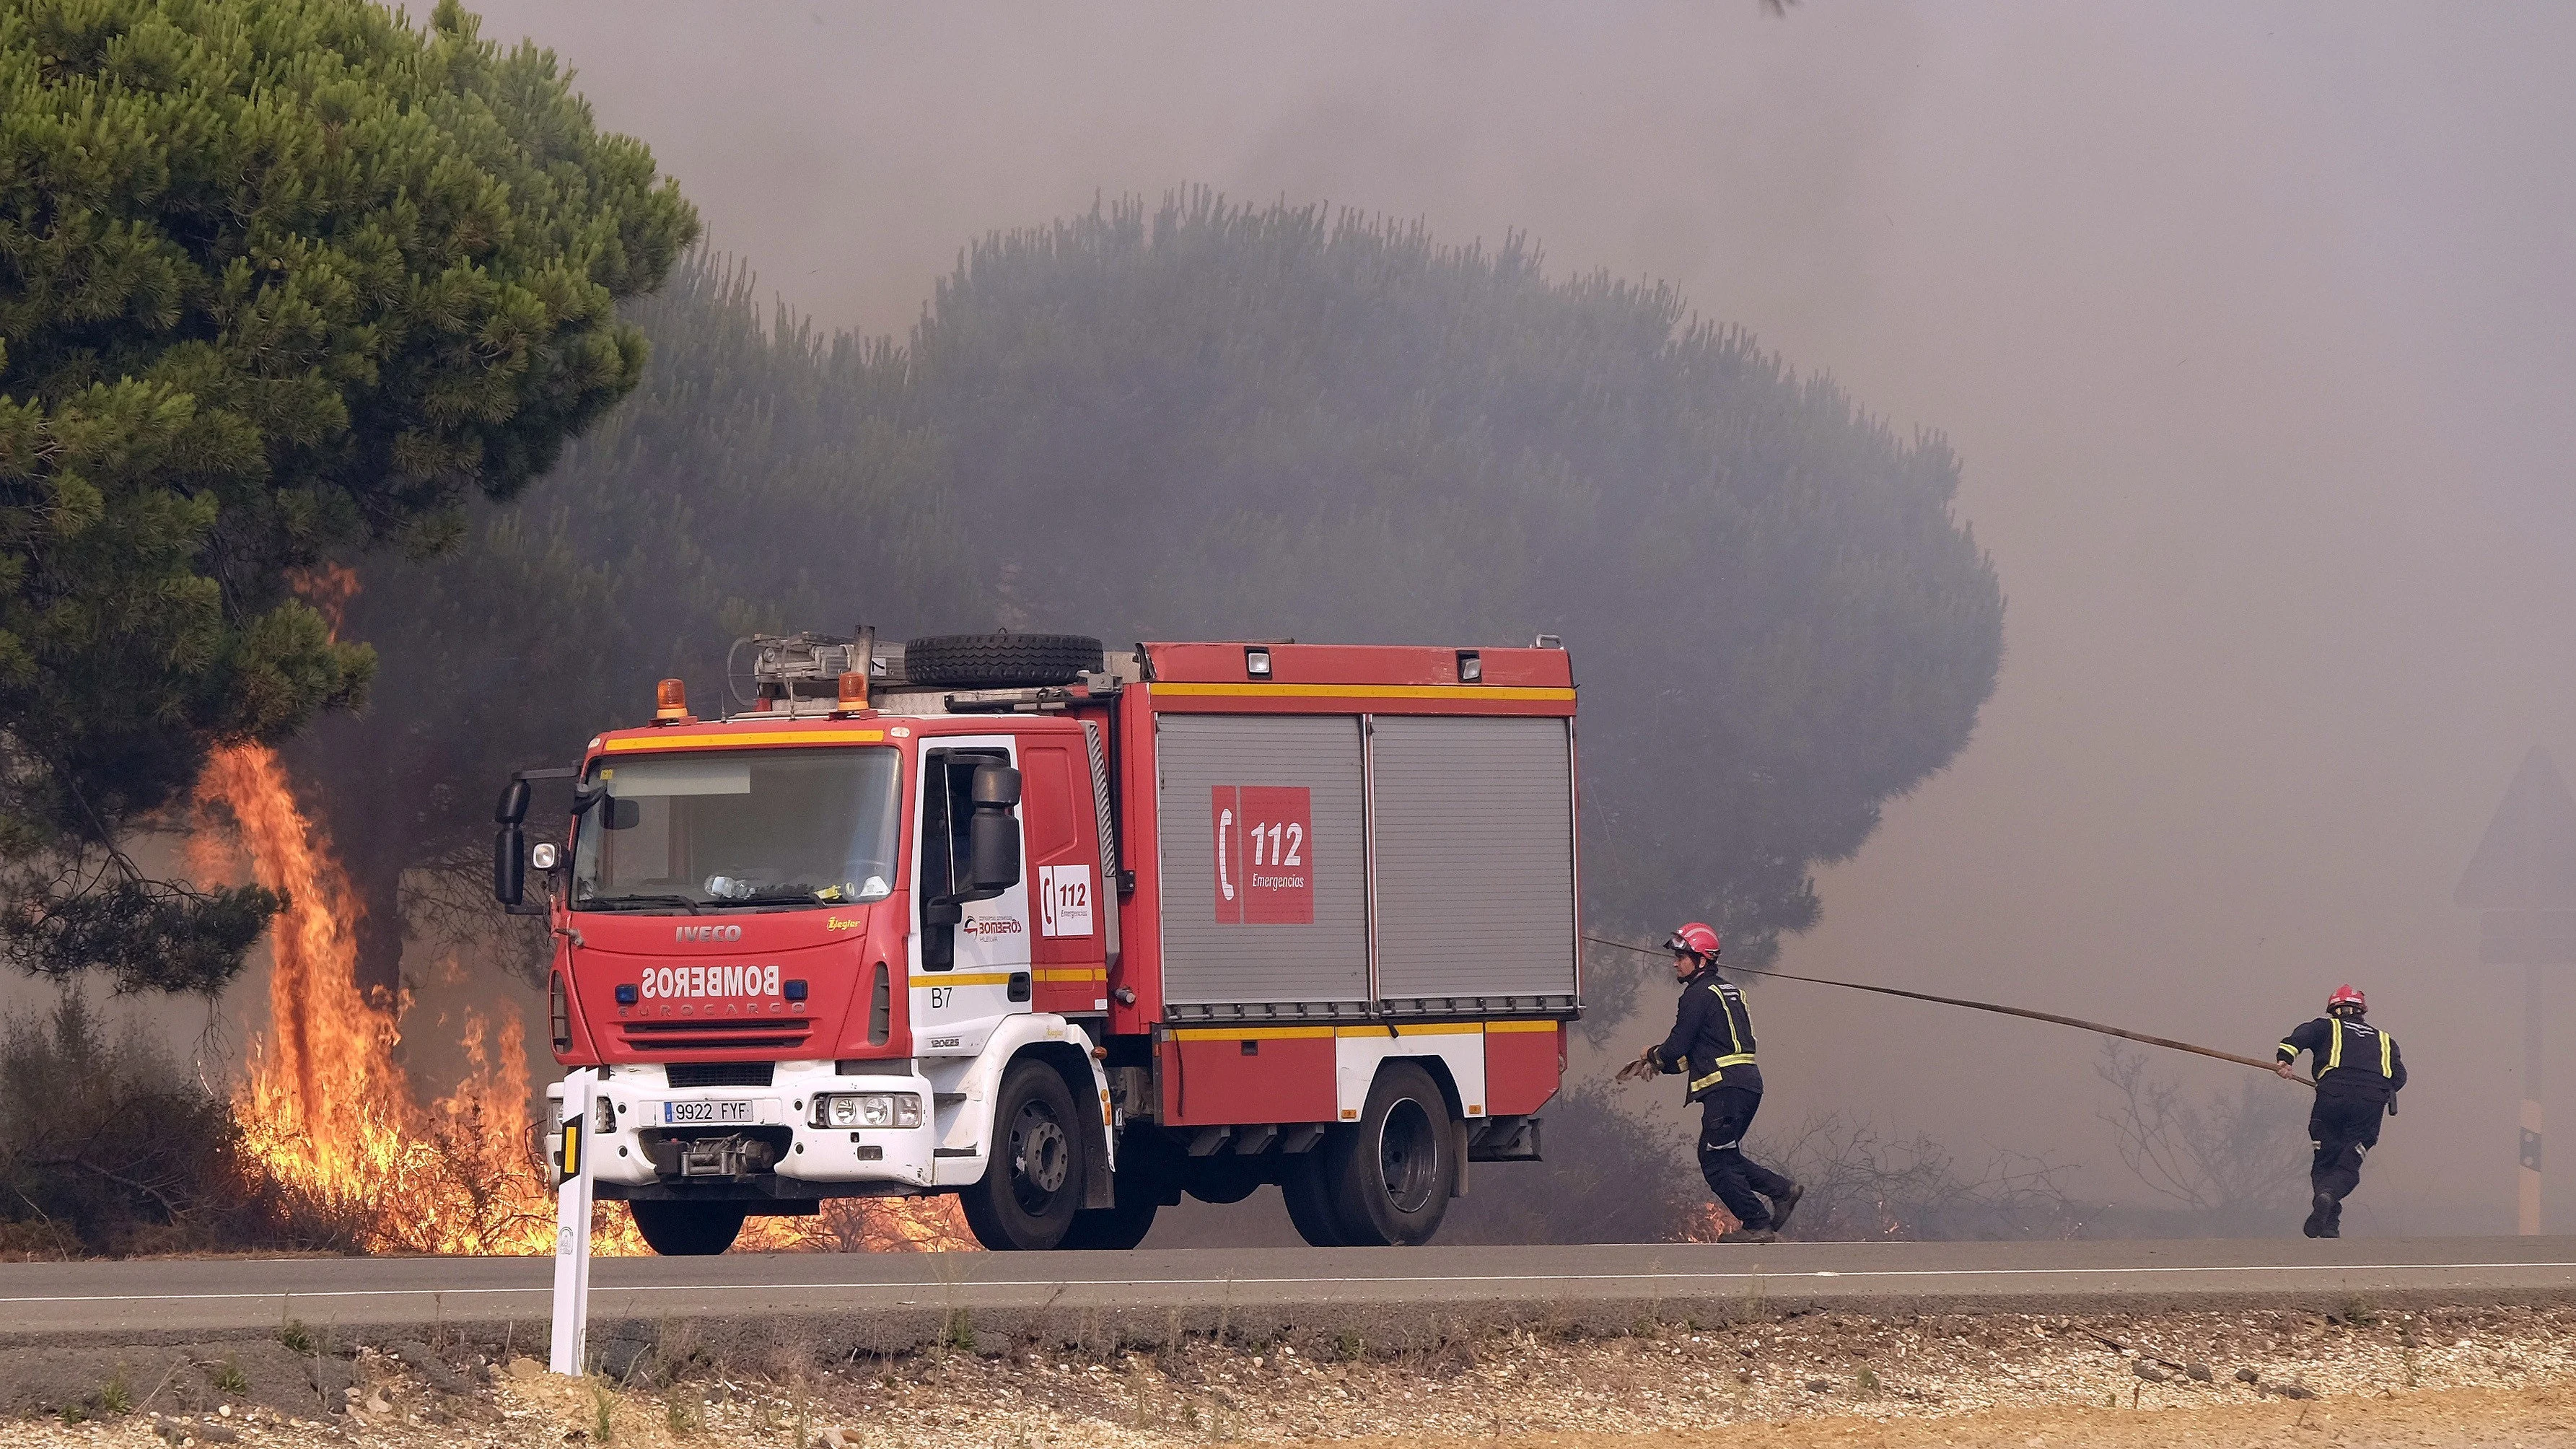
left=5, top=1238, right=2573, bottom=1344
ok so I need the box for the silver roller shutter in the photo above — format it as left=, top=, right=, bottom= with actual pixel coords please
left=1370, top=715, right=1578, bottom=1007
left=1156, top=714, right=1370, bottom=1012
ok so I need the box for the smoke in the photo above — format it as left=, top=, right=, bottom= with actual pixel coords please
left=451, top=0, right=2576, bottom=1231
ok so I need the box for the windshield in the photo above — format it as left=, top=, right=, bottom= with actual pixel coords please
left=571, top=747, right=901, bottom=911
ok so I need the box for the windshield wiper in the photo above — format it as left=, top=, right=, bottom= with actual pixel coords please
left=576, top=893, right=703, bottom=914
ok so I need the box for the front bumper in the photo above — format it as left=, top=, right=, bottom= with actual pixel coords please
left=548, top=1062, right=939, bottom=1196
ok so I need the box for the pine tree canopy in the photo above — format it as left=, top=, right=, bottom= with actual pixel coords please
left=318, top=192, right=2001, bottom=1001
left=0, top=0, right=697, bottom=993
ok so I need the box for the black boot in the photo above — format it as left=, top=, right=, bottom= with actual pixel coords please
left=1768, top=1181, right=1806, bottom=1238
left=2303, top=1191, right=2339, bottom=1239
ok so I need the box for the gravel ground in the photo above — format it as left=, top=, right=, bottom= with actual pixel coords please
left=1, top=1305, right=2570, bottom=1448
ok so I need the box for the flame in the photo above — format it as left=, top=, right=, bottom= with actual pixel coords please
left=736, top=1196, right=976, bottom=1253
left=1677, top=1201, right=1740, bottom=1243
left=197, top=740, right=973, bottom=1256
left=286, top=562, right=362, bottom=636
left=198, top=742, right=614, bottom=1253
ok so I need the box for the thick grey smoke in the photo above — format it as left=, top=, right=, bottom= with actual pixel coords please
left=461, top=0, right=2576, bottom=1233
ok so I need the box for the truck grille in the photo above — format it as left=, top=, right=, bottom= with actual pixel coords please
left=621, top=1018, right=812, bottom=1053
left=665, top=1062, right=776, bottom=1089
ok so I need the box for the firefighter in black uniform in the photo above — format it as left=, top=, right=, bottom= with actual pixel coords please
left=1623, top=922, right=1804, bottom=1243
left=2274, top=984, right=2406, bottom=1239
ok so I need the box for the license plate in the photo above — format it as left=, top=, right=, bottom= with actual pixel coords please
left=662, top=1100, right=752, bottom=1126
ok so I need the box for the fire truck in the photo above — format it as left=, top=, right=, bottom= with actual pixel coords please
left=496, top=632, right=1580, bottom=1253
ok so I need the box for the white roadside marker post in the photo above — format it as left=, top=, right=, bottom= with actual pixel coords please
left=549, top=1067, right=598, bottom=1375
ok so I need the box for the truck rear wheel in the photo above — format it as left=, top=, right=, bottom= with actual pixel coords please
left=960, top=1060, right=1087, bottom=1251
left=902, top=632, right=1105, bottom=688
left=628, top=1201, right=747, bottom=1256
left=1324, top=1064, right=1457, bottom=1246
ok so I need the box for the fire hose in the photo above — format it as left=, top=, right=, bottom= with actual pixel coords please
left=1583, top=934, right=2316, bottom=1087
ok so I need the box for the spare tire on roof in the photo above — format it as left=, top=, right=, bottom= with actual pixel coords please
left=902, top=632, right=1105, bottom=688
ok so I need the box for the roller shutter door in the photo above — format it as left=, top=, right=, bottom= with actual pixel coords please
left=1370, top=715, right=1577, bottom=1007
left=1156, top=714, right=1370, bottom=1011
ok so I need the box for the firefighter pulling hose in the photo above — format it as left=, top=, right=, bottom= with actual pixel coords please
left=2274, top=985, right=2406, bottom=1239
left=1615, top=924, right=1804, bottom=1243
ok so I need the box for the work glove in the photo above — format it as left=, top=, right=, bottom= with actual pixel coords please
left=1613, top=1048, right=1660, bottom=1084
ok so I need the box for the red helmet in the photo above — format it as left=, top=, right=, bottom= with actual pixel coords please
left=2327, top=984, right=2367, bottom=1013
left=1665, top=922, right=1722, bottom=958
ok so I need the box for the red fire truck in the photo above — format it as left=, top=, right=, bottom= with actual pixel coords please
left=496, top=632, right=1580, bottom=1253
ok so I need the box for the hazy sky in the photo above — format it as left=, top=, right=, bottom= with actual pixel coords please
left=463, top=0, right=2576, bottom=1229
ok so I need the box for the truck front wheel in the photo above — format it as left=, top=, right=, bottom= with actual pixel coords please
left=628, top=1201, right=747, bottom=1256
left=1324, top=1063, right=1457, bottom=1246
left=961, top=1061, right=1087, bottom=1251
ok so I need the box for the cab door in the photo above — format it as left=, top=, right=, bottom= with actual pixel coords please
left=1020, top=733, right=1108, bottom=1015
left=910, top=736, right=1031, bottom=1057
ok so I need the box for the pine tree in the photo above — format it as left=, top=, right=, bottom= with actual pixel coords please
left=0, top=0, right=696, bottom=992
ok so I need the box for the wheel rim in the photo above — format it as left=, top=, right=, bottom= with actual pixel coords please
left=1009, top=1100, right=1071, bottom=1213
left=1377, top=1098, right=1439, bottom=1214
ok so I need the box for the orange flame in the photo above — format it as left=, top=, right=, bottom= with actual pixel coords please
left=197, top=742, right=611, bottom=1253
left=1677, top=1201, right=1740, bottom=1243
left=196, top=740, right=973, bottom=1256
left=286, top=563, right=362, bottom=636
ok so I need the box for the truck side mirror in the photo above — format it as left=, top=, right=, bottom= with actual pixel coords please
left=496, top=778, right=532, bottom=825
left=967, top=763, right=1022, bottom=892
left=494, top=825, right=526, bottom=906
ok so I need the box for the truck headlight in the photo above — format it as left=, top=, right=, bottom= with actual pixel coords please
left=811, top=1093, right=922, bottom=1129
left=593, top=1098, right=618, bottom=1134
